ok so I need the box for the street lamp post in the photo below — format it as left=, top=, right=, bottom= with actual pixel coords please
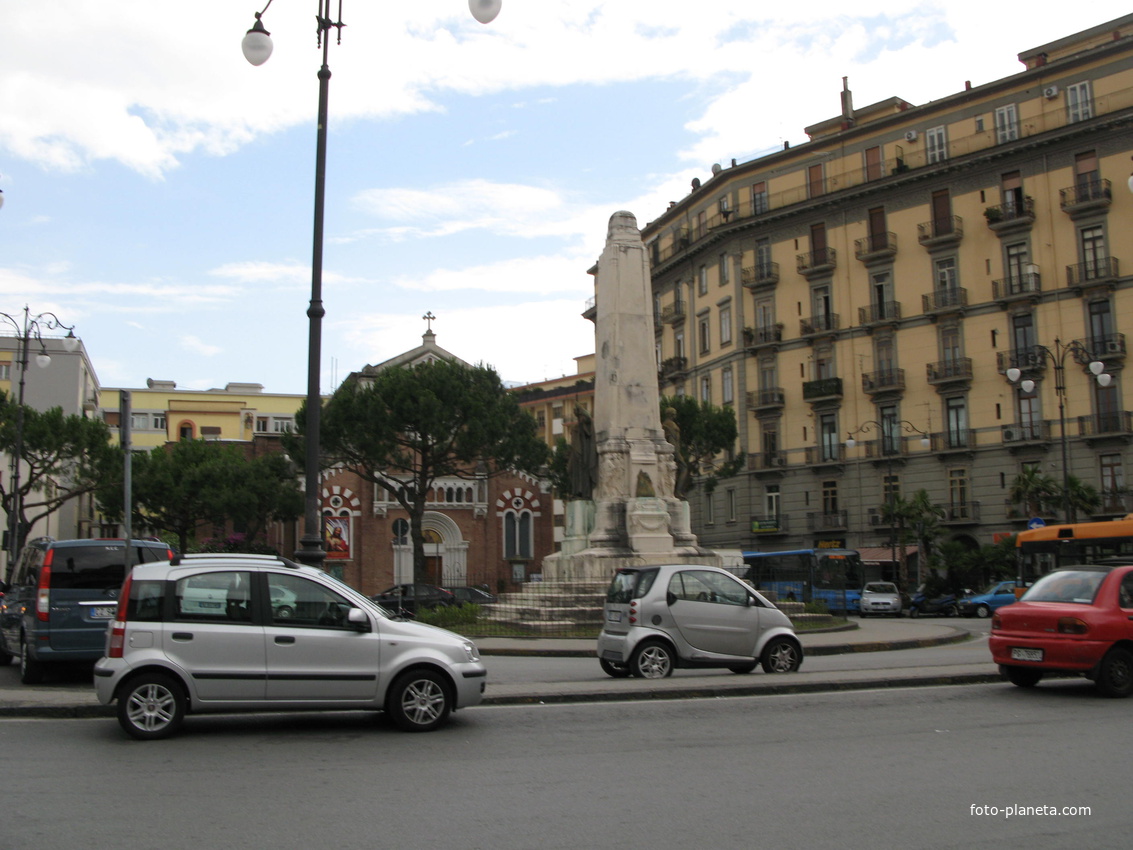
left=846, top=419, right=930, bottom=590
left=1006, top=339, right=1110, bottom=523
left=0, top=307, right=79, bottom=566
left=241, top=0, right=501, bottom=567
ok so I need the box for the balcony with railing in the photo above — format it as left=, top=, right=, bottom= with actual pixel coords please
left=796, top=247, right=837, bottom=279
left=984, top=196, right=1035, bottom=235
left=922, top=287, right=968, bottom=316
left=996, top=346, right=1048, bottom=376
left=854, top=231, right=898, bottom=264
left=858, top=301, right=901, bottom=328
left=741, top=261, right=780, bottom=290
left=802, top=376, right=843, bottom=402
left=658, top=356, right=688, bottom=382
left=747, top=451, right=788, bottom=472
left=800, top=313, right=840, bottom=337
left=1066, top=257, right=1120, bottom=289
left=1078, top=411, right=1133, bottom=441
left=660, top=302, right=687, bottom=325
left=926, top=358, right=973, bottom=386
left=991, top=271, right=1041, bottom=302
left=805, top=445, right=846, bottom=467
left=746, top=388, right=786, bottom=412
left=807, top=510, right=848, bottom=532
left=917, top=215, right=963, bottom=250
left=743, top=323, right=783, bottom=349
left=1001, top=421, right=1050, bottom=446
left=941, top=501, right=981, bottom=524
left=931, top=429, right=975, bottom=453
left=1059, top=178, right=1112, bottom=218
left=861, top=368, right=905, bottom=395
left=1078, top=333, right=1126, bottom=363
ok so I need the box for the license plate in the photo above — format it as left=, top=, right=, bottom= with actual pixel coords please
left=90, top=606, right=116, bottom=620
left=198, top=601, right=222, bottom=609
left=1011, top=647, right=1043, bottom=662
left=606, top=611, right=622, bottom=623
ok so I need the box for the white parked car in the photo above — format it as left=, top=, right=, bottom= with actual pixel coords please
left=597, top=564, right=803, bottom=679
left=859, top=581, right=903, bottom=617
left=94, top=553, right=486, bottom=739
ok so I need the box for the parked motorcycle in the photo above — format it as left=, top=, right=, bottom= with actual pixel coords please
left=908, top=589, right=959, bottom=618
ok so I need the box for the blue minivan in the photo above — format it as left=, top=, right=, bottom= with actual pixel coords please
left=0, top=538, right=173, bottom=683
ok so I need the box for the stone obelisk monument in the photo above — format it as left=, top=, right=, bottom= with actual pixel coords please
left=542, top=211, right=718, bottom=581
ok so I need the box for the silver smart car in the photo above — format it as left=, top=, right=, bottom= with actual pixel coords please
left=596, top=564, right=803, bottom=679
left=94, top=553, right=486, bottom=739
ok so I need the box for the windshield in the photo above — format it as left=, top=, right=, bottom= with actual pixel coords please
left=1022, top=570, right=1106, bottom=604
left=863, top=583, right=897, bottom=594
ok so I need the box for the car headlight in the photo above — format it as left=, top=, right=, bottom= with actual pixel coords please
left=462, top=641, right=481, bottom=662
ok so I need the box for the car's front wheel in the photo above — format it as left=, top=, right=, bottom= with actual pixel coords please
left=387, top=669, right=452, bottom=731
left=599, top=658, right=632, bottom=678
left=118, top=673, right=187, bottom=740
left=630, top=640, right=674, bottom=679
left=1002, top=665, right=1043, bottom=688
left=1095, top=648, right=1133, bottom=698
left=761, top=637, right=802, bottom=673
left=974, top=604, right=991, bottom=619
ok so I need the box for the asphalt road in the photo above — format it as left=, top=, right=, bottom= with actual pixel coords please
left=0, top=675, right=1120, bottom=850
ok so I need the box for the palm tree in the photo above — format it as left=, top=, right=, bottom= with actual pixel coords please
left=1009, top=467, right=1059, bottom=518
left=1062, top=474, right=1100, bottom=523
left=880, top=489, right=945, bottom=591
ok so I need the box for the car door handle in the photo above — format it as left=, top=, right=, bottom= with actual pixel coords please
left=275, top=636, right=296, bottom=645
left=171, top=632, right=193, bottom=641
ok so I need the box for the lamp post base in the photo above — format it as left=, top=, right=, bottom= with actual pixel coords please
left=294, top=533, right=326, bottom=569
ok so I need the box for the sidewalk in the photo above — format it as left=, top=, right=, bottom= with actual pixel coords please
left=0, top=618, right=1002, bottom=718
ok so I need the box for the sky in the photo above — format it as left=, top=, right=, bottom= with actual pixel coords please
left=1, top=2, right=1130, bottom=396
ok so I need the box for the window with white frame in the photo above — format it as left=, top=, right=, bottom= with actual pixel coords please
left=0, top=364, right=10, bottom=381
left=699, top=375, right=711, bottom=403
left=994, top=104, right=1018, bottom=143
left=722, top=366, right=734, bottom=405
left=925, top=125, right=948, bottom=164
left=504, top=510, right=533, bottom=559
left=719, top=253, right=730, bottom=286
left=698, top=314, right=710, bottom=353
left=698, top=265, right=708, bottom=296
left=1066, top=81, right=1092, bottom=123
left=719, top=304, right=732, bottom=345
left=272, top=417, right=294, bottom=433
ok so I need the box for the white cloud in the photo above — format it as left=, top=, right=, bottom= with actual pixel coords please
left=180, top=335, right=222, bottom=358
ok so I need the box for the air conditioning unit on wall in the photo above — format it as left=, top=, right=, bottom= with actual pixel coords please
left=904, top=130, right=918, bottom=142
left=1043, top=84, right=1060, bottom=99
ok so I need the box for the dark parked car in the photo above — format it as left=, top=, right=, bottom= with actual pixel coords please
left=0, top=537, right=174, bottom=683
left=371, top=583, right=456, bottom=614
left=446, top=586, right=497, bottom=605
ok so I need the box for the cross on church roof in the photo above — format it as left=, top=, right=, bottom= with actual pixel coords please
left=423, top=311, right=436, bottom=332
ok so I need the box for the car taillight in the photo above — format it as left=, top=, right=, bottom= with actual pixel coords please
left=108, top=574, right=132, bottom=658
left=991, top=612, right=1001, bottom=631
left=1058, top=617, right=1089, bottom=635
left=628, top=600, right=638, bottom=624
left=36, top=563, right=52, bottom=622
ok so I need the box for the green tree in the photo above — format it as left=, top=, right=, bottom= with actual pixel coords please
left=1009, top=466, right=1059, bottom=518
left=101, top=439, right=302, bottom=554
left=880, top=488, right=945, bottom=591
left=660, top=395, right=742, bottom=497
left=0, top=393, right=121, bottom=556
left=312, top=359, right=549, bottom=582
left=1061, top=474, right=1100, bottom=523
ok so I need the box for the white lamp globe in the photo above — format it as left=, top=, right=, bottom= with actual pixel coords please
left=242, top=18, right=274, bottom=66
left=469, top=0, right=501, bottom=24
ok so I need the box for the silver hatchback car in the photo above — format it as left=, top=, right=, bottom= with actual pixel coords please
left=596, top=564, right=803, bottom=679
left=94, top=553, right=486, bottom=739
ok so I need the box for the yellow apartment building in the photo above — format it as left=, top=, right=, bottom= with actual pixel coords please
left=100, top=379, right=304, bottom=450
left=639, top=15, right=1133, bottom=562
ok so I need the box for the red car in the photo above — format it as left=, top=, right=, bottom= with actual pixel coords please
left=990, top=564, right=1133, bottom=697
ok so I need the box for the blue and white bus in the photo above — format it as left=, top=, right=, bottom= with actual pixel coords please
left=731, top=548, right=869, bottom=614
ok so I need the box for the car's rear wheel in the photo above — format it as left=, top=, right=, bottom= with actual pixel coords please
left=761, top=637, right=802, bottom=673
left=1095, top=648, right=1133, bottom=698
left=1002, top=665, right=1043, bottom=688
left=274, top=605, right=294, bottom=619
left=19, top=636, right=44, bottom=685
left=728, top=662, right=757, bottom=674
left=599, top=658, right=632, bottom=678
left=630, top=640, right=674, bottom=679
left=118, top=673, right=187, bottom=740
left=387, top=669, right=452, bottom=731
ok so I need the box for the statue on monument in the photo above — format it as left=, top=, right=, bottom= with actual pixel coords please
left=567, top=406, right=598, bottom=499
left=662, top=406, right=689, bottom=498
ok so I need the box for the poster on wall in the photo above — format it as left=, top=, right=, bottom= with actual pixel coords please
left=324, top=516, right=351, bottom=560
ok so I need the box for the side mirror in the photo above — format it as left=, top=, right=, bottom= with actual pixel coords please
left=347, top=607, right=371, bottom=632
